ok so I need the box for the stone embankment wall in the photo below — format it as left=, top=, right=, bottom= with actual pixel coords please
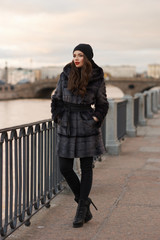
left=0, top=83, right=37, bottom=100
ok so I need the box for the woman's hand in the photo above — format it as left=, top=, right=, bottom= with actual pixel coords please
left=92, top=116, right=99, bottom=122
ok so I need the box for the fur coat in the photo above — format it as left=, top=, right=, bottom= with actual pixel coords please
left=51, top=63, right=109, bottom=158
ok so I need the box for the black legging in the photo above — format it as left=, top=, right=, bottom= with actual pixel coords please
left=59, top=157, right=93, bottom=200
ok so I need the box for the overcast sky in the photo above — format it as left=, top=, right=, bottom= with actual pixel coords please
left=0, top=0, right=159, bottom=72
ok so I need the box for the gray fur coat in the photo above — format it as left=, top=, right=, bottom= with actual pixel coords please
left=51, top=62, right=109, bottom=158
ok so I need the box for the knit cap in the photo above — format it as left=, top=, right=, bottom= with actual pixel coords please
left=73, top=43, right=94, bottom=61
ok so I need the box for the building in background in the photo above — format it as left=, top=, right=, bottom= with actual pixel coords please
left=0, top=62, right=9, bottom=84
left=102, top=65, right=136, bottom=78
left=147, top=64, right=160, bottom=79
left=4, top=62, right=9, bottom=83
left=2, top=68, right=35, bottom=85
left=34, top=69, right=41, bottom=81
left=0, top=65, right=63, bottom=84
left=0, top=68, right=3, bottom=81
left=40, top=66, right=63, bottom=80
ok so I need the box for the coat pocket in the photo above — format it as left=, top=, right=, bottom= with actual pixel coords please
left=77, top=114, right=99, bottom=137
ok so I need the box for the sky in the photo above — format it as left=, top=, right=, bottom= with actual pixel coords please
left=0, top=0, right=160, bottom=72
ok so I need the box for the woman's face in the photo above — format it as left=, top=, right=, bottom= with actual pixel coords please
left=73, top=50, right=84, bottom=68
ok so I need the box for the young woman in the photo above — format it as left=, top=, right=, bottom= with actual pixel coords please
left=51, top=43, right=109, bottom=228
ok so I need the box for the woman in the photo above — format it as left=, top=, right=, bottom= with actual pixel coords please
left=51, top=43, right=109, bottom=228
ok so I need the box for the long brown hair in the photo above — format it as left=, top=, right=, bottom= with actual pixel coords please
left=67, top=55, right=92, bottom=97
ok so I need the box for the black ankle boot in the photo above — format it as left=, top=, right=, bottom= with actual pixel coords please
left=73, top=199, right=87, bottom=228
left=74, top=197, right=98, bottom=223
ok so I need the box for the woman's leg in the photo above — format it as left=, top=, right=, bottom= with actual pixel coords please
left=59, top=157, right=80, bottom=199
left=79, top=157, right=93, bottom=200
left=73, top=157, right=94, bottom=227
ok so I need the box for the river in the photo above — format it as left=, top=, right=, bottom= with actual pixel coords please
left=0, top=99, right=51, bottom=129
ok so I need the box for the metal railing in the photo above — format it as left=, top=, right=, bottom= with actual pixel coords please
left=151, top=92, right=154, bottom=112
left=144, top=94, right=147, bottom=118
left=0, top=120, right=64, bottom=239
left=117, top=100, right=127, bottom=140
left=134, top=97, right=139, bottom=127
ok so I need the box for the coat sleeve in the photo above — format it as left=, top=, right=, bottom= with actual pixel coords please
left=51, top=73, right=64, bottom=123
left=93, top=79, right=109, bottom=127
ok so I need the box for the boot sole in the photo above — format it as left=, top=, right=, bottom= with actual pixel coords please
left=73, top=216, right=92, bottom=227
left=85, top=215, right=92, bottom=223
left=73, top=222, right=84, bottom=228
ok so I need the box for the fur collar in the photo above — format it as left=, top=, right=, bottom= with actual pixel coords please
left=63, top=61, right=104, bottom=82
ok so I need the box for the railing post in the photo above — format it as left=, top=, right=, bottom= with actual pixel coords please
left=151, top=90, right=158, bottom=113
left=155, top=90, right=158, bottom=112
left=144, top=91, right=153, bottom=118
left=134, top=93, right=147, bottom=126
left=123, top=95, right=137, bottom=137
left=105, top=99, right=121, bottom=155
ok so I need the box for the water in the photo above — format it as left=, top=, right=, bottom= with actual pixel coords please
left=0, top=99, right=51, bottom=130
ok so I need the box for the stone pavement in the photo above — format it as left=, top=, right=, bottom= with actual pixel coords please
left=9, top=111, right=160, bottom=240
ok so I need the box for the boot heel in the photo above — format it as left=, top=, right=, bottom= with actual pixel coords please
left=88, top=198, right=98, bottom=210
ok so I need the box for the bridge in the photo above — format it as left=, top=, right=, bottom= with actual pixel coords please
left=1, top=76, right=160, bottom=100
left=18, top=77, right=160, bottom=98
left=106, top=77, right=160, bottom=96
left=15, top=78, right=58, bottom=98
left=0, top=78, right=58, bottom=100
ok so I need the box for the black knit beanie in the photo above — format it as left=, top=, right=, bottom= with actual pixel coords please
left=73, top=43, right=94, bottom=61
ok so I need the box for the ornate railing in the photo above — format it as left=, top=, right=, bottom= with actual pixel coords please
left=0, top=120, right=64, bottom=239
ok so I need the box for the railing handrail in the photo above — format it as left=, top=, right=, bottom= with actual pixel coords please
left=113, top=98, right=127, bottom=103
left=134, top=96, right=139, bottom=100
left=0, top=118, right=52, bottom=133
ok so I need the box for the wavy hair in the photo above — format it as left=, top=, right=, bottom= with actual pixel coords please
left=67, top=55, right=92, bottom=97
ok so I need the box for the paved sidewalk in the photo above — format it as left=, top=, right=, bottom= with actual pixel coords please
left=9, top=112, right=160, bottom=240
